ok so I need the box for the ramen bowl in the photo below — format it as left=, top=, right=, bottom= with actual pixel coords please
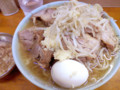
left=12, top=1, right=120, bottom=90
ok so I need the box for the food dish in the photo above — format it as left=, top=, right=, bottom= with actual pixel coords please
left=11, top=0, right=120, bottom=89
left=0, top=33, right=15, bottom=79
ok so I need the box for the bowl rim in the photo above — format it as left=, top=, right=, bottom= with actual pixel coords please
left=12, top=1, right=120, bottom=90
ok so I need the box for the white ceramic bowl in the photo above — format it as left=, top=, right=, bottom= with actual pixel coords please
left=12, top=1, right=120, bottom=90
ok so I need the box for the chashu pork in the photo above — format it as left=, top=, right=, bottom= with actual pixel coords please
left=84, top=22, right=117, bottom=50
left=18, top=29, right=53, bottom=68
left=32, top=8, right=56, bottom=26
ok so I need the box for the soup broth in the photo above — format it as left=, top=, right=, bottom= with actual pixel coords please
left=18, top=19, right=114, bottom=89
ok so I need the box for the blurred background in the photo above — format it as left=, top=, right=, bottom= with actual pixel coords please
left=0, top=0, right=120, bottom=16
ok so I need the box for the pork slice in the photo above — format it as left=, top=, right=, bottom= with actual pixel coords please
left=18, top=29, right=35, bottom=50
left=100, top=23, right=117, bottom=50
left=84, top=23, right=100, bottom=36
left=30, top=43, right=40, bottom=59
left=77, top=34, right=100, bottom=52
left=85, top=22, right=117, bottom=50
left=18, top=29, right=44, bottom=51
left=35, top=30, right=44, bottom=42
left=38, top=46, right=53, bottom=68
left=30, top=30, right=44, bottom=58
left=31, top=43, right=53, bottom=68
left=32, top=8, right=56, bottom=26
left=62, top=34, right=100, bottom=60
left=18, top=29, right=53, bottom=68
left=77, top=34, right=100, bottom=59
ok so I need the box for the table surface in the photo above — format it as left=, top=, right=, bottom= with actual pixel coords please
left=0, top=0, right=120, bottom=90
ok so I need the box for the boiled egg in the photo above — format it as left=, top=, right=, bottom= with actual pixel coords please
left=51, top=59, right=89, bottom=88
